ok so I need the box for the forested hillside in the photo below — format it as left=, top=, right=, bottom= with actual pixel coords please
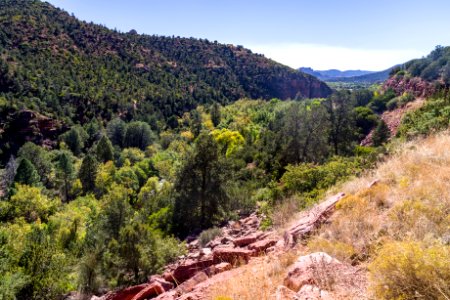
left=0, top=0, right=330, bottom=130
left=0, top=0, right=449, bottom=299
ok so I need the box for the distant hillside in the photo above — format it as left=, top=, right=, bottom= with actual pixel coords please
left=0, top=0, right=331, bottom=126
left=300, top=67, right=374, bottom=81
left=326, top=67, right=394, bottom=84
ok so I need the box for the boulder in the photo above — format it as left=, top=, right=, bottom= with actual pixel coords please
left=213, top=247, right=254, bottom=264
left=171, top=258, right=214, bottom=283
left=232, top=234, right=257, bottom=247
left=102, top=283, right=152, bottom=300
left=153, top=290, right=178, bottom=300
left=148, top=275, right=174, bottom=292
left=205, top=262, right=232, bottom=276
left=130, top=282, right=165, bottom=300
left=284, top=193, right=345, bottom=248
left=283, top=252, right=341, bottom=292
left=274, top=285, right=297, bottom=300
left=176, top=271, right=209, bottom=294
left=248, top=238, right=277, bottom=253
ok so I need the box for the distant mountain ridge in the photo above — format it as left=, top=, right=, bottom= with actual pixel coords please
left=299, top=67, right=375, bottom=80
left=327, top=67, right=394, bottom=84
left=300, top=66, right=395, bottom=84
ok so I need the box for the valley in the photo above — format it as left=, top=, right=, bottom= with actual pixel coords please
left=0, top=1, right=449, bottom=300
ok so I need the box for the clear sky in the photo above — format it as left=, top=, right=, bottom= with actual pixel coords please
left=45, top=0, right=450, bottom=71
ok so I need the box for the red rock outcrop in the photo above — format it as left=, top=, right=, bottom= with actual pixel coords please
left=284, top=193, right=345, bottom=248
left=384, top=75, right=437, bottom=98
left=212, top=247, right=254, bottom=264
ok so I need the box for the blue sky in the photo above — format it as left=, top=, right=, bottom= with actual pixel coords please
left=46, top=0, right=450, bottom=71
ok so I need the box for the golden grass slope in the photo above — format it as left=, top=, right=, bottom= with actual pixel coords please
left=209, top=132, right=450, bottom=300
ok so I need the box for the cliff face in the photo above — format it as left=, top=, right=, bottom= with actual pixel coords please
left=0, top=110, right=67, bottom=160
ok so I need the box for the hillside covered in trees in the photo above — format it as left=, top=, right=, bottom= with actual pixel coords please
left=0, top=0, right=449, bottom=299
left=0, top=0, right=330, bottom=147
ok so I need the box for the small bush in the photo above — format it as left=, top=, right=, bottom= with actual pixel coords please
left=198, top=227, right=222, bottom=247
left=336, top=194, right=368, bottom=211
left=386, top=97, right=399, bottom=110
left=389, top=199, right=448, bottom=240
left=369, top=241, right=450, bottom=300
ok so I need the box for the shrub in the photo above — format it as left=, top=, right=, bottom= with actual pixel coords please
left=389, top=199, right=448, bottom=240
left=386, top=97, right=398, bottom=110
left=369, top=241, right=450, bottom=300
left=198, top=227, right=222, bottom=247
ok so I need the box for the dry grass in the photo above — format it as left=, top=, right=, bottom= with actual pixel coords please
left=208, top=250, right=300, bottom=300
left=208, top=132, right=450, bottom=300
left=309, top=131, right=450, bottom=298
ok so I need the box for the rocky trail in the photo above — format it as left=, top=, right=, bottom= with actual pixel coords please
left=92, top=192, right=365, bottom=300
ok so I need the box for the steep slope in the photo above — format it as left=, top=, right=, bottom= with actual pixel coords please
left=384, top=46, right=450, bottom=97
left=0, top=0, right=331, bottom=126
left=205, top=132, right=450, bottom=300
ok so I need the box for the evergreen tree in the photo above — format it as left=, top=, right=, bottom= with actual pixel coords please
left=18, top=142, right=53, bottom=186
left=172, top=133, right=230, bottom=237
left=326, top=91, right=358, bottom=155
left=96, top=135, right=114, bottom=163
left=62, top=127, right=87, bottom=156
left=372, top=120, right=390, bottom=146
left=123, top=121, right=154, bottom=150
left=210, top=102, right=221, bottom=127
left=84, top=118, right=101, bottom=148
left=56, top=151, right=75, bottom=202
left=78, top=154, right=98, bottom=193
left=107, top=118, right=126, bottom=147
left=190, top=110, right=203, bottom=137
left=14, top=158, right=40, bottom=186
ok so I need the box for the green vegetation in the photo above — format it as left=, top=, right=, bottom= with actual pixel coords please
left=1, top=1, right=449, bottom=299
left=0, top=0, right=331, bottom=163
left=398, top=92, right=450, bottom=138
left=0, top=90, right=384, bottom=297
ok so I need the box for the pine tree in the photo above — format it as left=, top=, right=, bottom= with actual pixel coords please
left=78, top=154, right=98, bottom=193
left=14, top=158, right=40, bottom=186
left=123, top=121, right=154, bottom=150
left=372, top=120, right=390, bottom=147
left=96, top=135, right=114, bottom=163
left=172, top=133, right=230, bottom=237
left=210, top=102, right=221, bottom=127
left=107, top=118, right=126, bottom=147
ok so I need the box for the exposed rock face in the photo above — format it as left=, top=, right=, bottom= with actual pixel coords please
left=284, top=193, right=345, bottom=248
left=93, top=194, right=346, bottom=300
left=176, top=272, right=209, bottom=294
left=384, top=75, right=437, bottom=98
left=129, top=282, right=165, bottom=300
left=0, top=109, right=68, bottom=163
left=248, top=238, right=277, bottom=253
left=232, top=234, right=258, bottom=247
left=283, top=252, right=342, bottom=292
left=212, top=247, right=254, bottom=264
left=170, top=258, right=214, bottom=284
left=360, top=97, right=425, bottom=146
